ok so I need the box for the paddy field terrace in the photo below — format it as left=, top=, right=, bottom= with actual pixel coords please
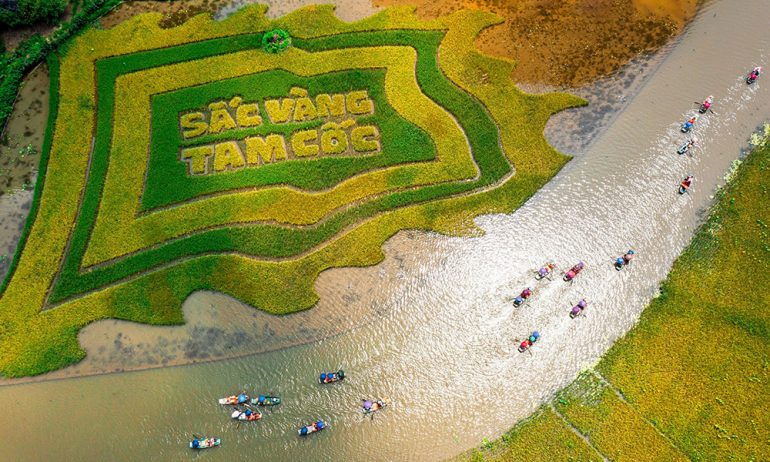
left=0, top=5, right=584, bottom=377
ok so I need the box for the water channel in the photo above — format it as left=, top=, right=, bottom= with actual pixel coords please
left=1, top=0, right=769, bottom=460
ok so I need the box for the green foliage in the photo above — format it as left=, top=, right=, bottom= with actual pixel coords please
left=0, top=52, right=59, bottom=299
left=49, top=30, right=520, bottom=302
left=0, top=0, right=122, bottom=133
left=261, top=28, right=291, bottom=53
left=456, top=406, right=602, bottom=461
left=0, top=0, right=67, bottom=28
left=143, top=68, right=434, bottom=209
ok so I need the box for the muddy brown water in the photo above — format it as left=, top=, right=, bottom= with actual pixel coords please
left=0, top=64, right=48, bottom=281
left=2, top=0, right=770, bottom=461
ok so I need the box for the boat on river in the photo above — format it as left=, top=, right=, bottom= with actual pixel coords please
left=319, top=370, right=345, bottom=384
left=218, top=393, right=249, bottom=405
left=231, top=407, right=262, bottom=421
left=250, top=395, right=282, bottom=406
left=299, top=420, right=327, bottom=435
left=190, top=437, right=220, bottom=449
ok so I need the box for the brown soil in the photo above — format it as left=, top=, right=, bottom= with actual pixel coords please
left=0, top=64, right=48, bottom=195
left=100, top=0, right=230, bottom=29
left=372, top=0, right=699, bottom=87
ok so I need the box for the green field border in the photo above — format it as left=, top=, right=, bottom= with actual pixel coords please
left=142, top=68, right=436, bottom=210
left=48, top=30, right=515, bottom=303
left=0, top=53, right=61, bottom=296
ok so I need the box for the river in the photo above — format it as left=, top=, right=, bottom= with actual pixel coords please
left=1, top=0, right=769, bottom=460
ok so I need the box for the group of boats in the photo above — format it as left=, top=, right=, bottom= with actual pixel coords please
left=218, top=392, right=283, bottom=422
left=526, top=61, right=757, bottom=322
left=190, top=64, right=763, bottom=451
left=191, top=369, right=389, bottom=449
left=677, top=66, right=761, bottom=195
left=514, top=251, right=635, bottom=353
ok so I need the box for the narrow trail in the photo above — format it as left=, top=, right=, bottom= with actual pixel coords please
left=549, top=402, right=612, bottom=462
left=592, top=369, right=691, bottom=459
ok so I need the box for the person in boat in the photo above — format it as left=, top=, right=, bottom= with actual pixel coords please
left=622, top=250, right=635, bottom=264
left=684, top=115, right=698, bottom=128
left=685, top=137, right=697, bottom=150
left=571, top=300, right=587, bottom=317
left=521, top=332, right=539, bottom=348
left=749, top=66, right=761, bottom=81
left=513, top=287, right=533, bottom=306
left=363, top=399, right=372, bottom=411
left=537, top=262, right=555, bottom=278
left=237, top=393, right=248, bottom=404
left=565, top=262, right=584, bottom=281
left=702, top=96, right=713, bottom=110
left=681, top=175, right=694, bottom=190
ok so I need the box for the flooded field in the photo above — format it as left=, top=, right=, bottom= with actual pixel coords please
left=1, top=0, right=769, bottom=461
left=0, top=64, right=48, bottom=281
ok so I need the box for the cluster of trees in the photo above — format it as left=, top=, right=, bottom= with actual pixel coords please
left=1, top=0, right=122, bottom=132
left=0, top=0, right=68, bottom=28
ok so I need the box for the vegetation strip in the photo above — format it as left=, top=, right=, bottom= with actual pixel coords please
left=549, top=402, right=610, bottom=462
left=0, top=53, right=61, bottom=297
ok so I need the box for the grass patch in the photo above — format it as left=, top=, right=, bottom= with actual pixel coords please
left=456, top=406, right=602, bottom=462
left=143, top=68, right=435, bottom=209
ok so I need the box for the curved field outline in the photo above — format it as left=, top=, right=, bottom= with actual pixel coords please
left=0, top=5, right=584, bottom=377
left=83, top=42, right=479, bottom=268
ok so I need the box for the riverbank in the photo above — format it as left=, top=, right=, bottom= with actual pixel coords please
left=460, top=130, right=770, bottom=461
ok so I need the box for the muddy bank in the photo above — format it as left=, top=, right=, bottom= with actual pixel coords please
left=100, top=0, right=379, bottom=28
left=373, top=0, right=697, bottom=87
left=100, top=0, right=230, bottom=29
left=2, top=230, right=430, bottom=385
left=0, top=64, right=48, bottom=283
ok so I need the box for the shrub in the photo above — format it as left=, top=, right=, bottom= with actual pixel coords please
left=261, top=28, right=291, bottom=53
left=0, top=0, right=67, bottom=28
